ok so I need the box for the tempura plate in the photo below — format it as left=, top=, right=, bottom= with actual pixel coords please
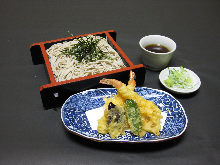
left=61, top=87, right=188, bottom=143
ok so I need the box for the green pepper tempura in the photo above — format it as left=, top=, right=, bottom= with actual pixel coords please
left=125, top=99, right=142, bottom=136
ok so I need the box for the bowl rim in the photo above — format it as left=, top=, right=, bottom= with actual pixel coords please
left=139, top=34, right=176, bottom=55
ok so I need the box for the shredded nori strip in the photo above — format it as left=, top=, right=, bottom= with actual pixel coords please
left=61, top=35, right=111, bottom=63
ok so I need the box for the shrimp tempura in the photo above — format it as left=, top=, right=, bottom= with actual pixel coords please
left=100, top=76, right=162, bottom=136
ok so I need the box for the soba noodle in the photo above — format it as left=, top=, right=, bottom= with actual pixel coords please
left=46, top=35, right=126, bottom=82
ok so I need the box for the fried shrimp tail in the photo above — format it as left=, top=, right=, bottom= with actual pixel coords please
left=100, top=78, right=124, bottom=89
left=128, top=71, right=136, bottom=90
left=100, top=70, right=135, bottom=89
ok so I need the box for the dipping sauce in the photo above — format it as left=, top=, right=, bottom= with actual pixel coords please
left=144, top=44, right=170, bottom=53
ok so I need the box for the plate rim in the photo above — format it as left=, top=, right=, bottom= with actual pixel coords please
left=159, top=67, right=201, bottom=94
left=61, top=87, right=188, bottom=143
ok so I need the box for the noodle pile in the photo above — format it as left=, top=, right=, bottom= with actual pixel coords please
left=46, top=35, right=126, bottom=82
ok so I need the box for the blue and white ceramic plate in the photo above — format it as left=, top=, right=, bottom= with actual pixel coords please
left=61, top=87, right=188, bottom=143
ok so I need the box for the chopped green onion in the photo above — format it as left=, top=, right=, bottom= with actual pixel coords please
left=164, top=66, right=193, bottom=89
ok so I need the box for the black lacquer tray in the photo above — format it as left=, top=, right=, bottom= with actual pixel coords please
left=30, top=30, right=146, bottom=109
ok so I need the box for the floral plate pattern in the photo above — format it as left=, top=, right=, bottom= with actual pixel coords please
left=61, top=87, right=188, bottom=143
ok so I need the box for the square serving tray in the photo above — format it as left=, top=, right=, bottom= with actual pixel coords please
left=30, top=30, right=146, bottom=109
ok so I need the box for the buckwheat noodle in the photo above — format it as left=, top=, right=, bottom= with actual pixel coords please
left=46, top=35, right=126, bottom=82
